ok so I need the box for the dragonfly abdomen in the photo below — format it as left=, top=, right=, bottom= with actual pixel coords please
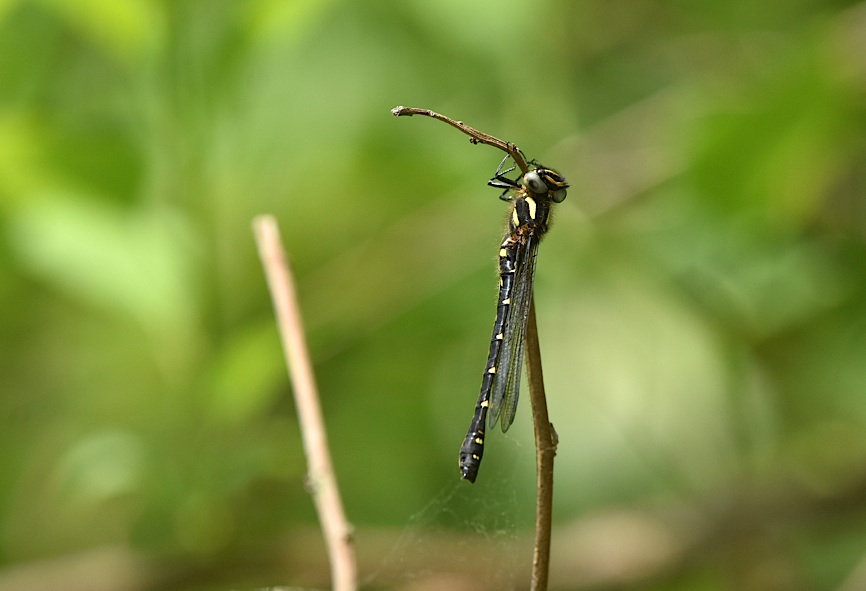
left=458, top=232, right=522, bottom=482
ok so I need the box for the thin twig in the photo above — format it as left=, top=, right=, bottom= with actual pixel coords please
left=526, top=300, right=557, bottom=591
left=253, top=215, right=357, bottom=591
left=391, top=106, right=530, bottom=173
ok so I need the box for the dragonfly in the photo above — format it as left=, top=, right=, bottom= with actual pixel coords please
left=391, top=106, right=568, bottom=483
left=457, top=156, right=567, bottom=483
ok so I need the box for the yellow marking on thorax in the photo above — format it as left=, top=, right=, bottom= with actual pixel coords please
left=526, top=196, right=537, bottom=219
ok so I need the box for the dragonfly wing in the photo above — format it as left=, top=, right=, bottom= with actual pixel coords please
left=490, top=233, right=539, bottom=432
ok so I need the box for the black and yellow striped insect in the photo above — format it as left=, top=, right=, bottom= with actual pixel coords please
left=390, top=106, right=568, bottom=483
left=458, top=156, right=568, bottom=483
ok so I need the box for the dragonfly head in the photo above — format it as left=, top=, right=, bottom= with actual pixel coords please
left=522, top=165, right=569, bottom=203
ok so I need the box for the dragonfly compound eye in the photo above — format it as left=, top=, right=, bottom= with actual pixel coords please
left=552, top=187, right=567, bottom=203
left=523, top=171, right=548, bottom=194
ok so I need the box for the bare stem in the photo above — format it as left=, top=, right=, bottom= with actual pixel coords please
left=391, top=106, right=530, bottom=173
left=253, top=215, right=357, bottom=591
left=526, top=300, right=557, bottom=591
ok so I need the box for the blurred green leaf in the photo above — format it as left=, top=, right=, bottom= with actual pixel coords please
left=243, top=0, right=334, bottom=45
left=205, top=322, right=285, bottom=426
left=40, top=0, right=163, bottom=61
left=7, top=195, right=198, bottom=336
left=55, top=429, right=145, bottom=505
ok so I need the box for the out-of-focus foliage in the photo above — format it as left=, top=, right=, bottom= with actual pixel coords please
left=1, top=0, right=866, bottom=589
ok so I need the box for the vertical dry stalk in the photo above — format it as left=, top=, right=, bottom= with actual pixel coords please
left=526, top=302, right=557, bottom=591
left=253, top=215, right=357, bottom=591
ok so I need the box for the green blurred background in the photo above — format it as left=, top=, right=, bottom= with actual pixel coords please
left=2, top=0, right=866, bottom=589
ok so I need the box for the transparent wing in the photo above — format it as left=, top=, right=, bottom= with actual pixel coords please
left=488, top=233, right=539, bottom=432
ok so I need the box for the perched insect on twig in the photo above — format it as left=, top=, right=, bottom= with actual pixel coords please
left=391, top=106, right=567, bottom=482
left=393, top=106, right=566, bottom=591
